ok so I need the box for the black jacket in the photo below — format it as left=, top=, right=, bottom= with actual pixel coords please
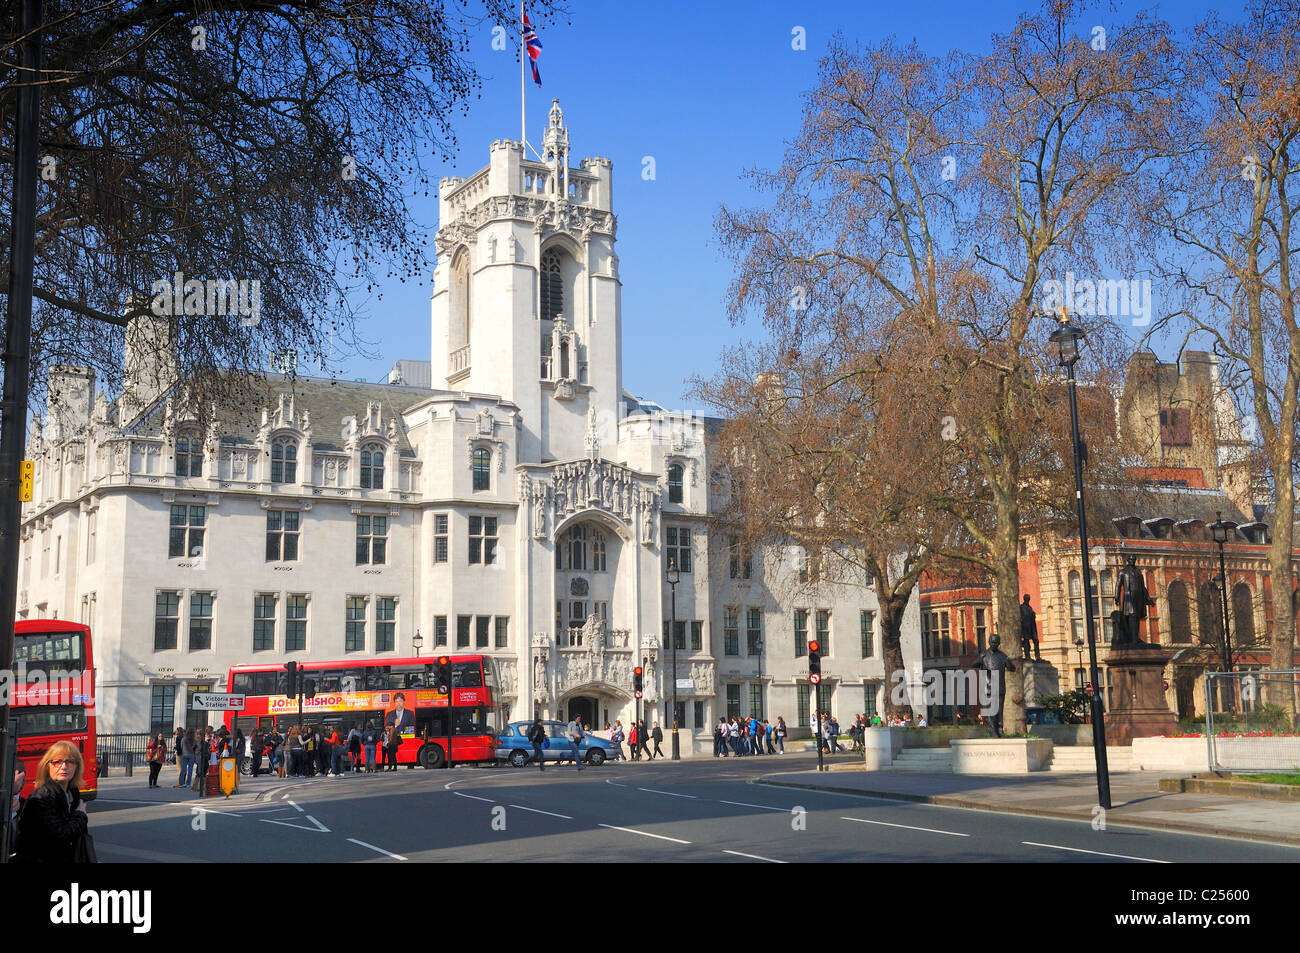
left=13, top=781, right=88, bottom=863
left=652, top=726, right=663, bottom=742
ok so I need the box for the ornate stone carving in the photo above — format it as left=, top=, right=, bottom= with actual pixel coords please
left=496, top=657, right=517, bottom=698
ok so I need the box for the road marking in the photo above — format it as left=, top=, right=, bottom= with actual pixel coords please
left=637, top=787, right=697, bottom=799
left=722, top=849, right=786, bottom=863
left=444, top=779, right=465, bottom=790
left=598, top=823, right=692, bottom=844
left=453, top=791, right=495, bottom=803
left=348, top=838, right=409, bottom=860
left=604, top=779, right=629, bottom=788
left=719, top=799, right=789, bottom=812
left=1021, top=841, right=1170, bottom=863
left=286, top=799, right=304, bottom=813
left=260, top=814, right=330, bottom=833
left=509, top=804, right=574, bottom=819
left=840, top=816, right=969, bottom=837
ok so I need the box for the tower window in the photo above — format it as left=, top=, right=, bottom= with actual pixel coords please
left=271, top=438, right=297, bottom=483
left=668, top=464, right=684, bottom=504
left=540, top=249, right=564, bottom=323
left=361, top=445, right=385, bottom=489
left=472, top=447, right=491, bottom=492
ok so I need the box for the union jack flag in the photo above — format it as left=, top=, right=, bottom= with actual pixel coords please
left=523, top=12, right=542, bottom=87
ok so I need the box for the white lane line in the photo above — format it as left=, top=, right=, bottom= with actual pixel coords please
left=348, top=838, right=409, bottom=861
left=260, top=814, right=330, bottom=832
left=509, top=804, right=574, bottom=819
left=719, top=799, right=789, bottom=812
left=286, top=799, right=305, bottom=813
left=604, top=779, right=629, bottom=788
left=598, top=823, right=692, bottom=845
left=1021, top=841, right=1170, bottom=864
left=444, top=779, right=465, bottom=790
left=637, top=787, right=697, bottom=799
left=840, top=816, right=969, bottom=837
left=722, top=849, right=787, bottom=864
left=453, top=791, right=496, bottom=803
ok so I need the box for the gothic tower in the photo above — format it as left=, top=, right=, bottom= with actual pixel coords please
left=430, top=100, right=621, bottom=465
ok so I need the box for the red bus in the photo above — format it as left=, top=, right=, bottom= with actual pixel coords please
left=224, top=654, right=503, bottom=768
left=12, top=620, right=97, bottom=800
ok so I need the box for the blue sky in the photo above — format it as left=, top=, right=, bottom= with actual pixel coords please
left=340, top=0, right=1226, bottom=407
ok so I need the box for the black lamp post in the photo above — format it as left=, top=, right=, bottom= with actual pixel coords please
left=1049, top=313, right=1111, bottom=809
left=412, top=629, right=423, bottom=659
left=666, top=559, right=681, bottom=760
left=1208, top=512, right=1237, bottom=679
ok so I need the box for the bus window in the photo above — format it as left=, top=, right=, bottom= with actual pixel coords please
left=417, top=711, right=449, bottom=739
left=452, top=707, right=491, bottom=735
left=389, top=664, right=425, bottom=690
left=252, top=672, right=277, bottom=696
left=363, top=667, right=389, bottom=691
left=451, top=661, right=482, bottom=688
left=231, top=673, right=253, bottom=694
left=316, top=669, right=346, bottom=692
left=14, top=631, right=86, bottom=675
left=16, top=706, right=87, bottom=735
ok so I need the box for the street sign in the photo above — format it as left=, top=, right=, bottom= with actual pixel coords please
left=809, top=673, right=821, bottom=684
left=191, top=693, right=246, bottom=711
left=675, top=678, right=694, bottom=691
left=18, top=460, right=33, bottom=501
left=219, top=757, right=238, bottom=797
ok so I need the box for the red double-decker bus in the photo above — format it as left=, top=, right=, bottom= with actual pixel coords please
left=12, top=620, right=97, bottom=800
left=224, top=654, right=503, bottom=768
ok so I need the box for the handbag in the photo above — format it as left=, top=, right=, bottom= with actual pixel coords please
left=74, top=831, right=98, bottom=864
left=541, top=736, right=550, bottom=748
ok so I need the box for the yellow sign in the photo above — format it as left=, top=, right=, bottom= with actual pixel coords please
left=18, top=460, right=33, bottom=502
left=219, top=757, right=238, bottom=797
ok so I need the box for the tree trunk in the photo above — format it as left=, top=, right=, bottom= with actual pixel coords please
left=1269, top=461, right=1297, bottom=720
left=994, top=497, right=1026, bottom=736
left=880, top=597, right=913, bottom=720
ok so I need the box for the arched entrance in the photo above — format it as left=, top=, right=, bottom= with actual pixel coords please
left=568, top=695, right=597, bottom=728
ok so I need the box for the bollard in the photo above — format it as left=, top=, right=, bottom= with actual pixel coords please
left=123, top=753, right=133, bottom=777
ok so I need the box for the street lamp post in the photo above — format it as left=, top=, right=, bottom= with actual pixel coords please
left=413, top=629, right=423, bottom=659
left=1050, top=313, right=1111, bottom=810
left=667, top=559, right=681, bottom=760
left=1209, top=512, right=1237, bottom=681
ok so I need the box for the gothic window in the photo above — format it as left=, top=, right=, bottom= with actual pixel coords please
left=176, top=432, right=203, bottom=477
left=592, top=531, right=607, bottom=572
left=271, top=438, right=297, bottom=483
left=451, top=249, right=470, bottom=350
left=540, top=249, right=563, bottom=322
left=1232, top=584, right=1255, bottom=646
left=361, top=444, right=385, bottom=489
left=668, top=464, right=684, bottom=504
left=472, top=447, right=491, bottom=492
left=1167, top=581, right=1191, bottom=644
left=568, top=524, right=587, bottom=571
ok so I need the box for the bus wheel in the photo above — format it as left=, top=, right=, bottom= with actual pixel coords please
left=418, top=744, right=445, bottom=770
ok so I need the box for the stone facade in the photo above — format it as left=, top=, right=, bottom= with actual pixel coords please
left=20, top=104, right=922, bottom=751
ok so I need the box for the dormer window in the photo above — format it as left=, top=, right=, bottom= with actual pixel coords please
left=271, top=438, right=297, bottom=483
left=361, top=445, right=385, bottom=489
left=176, top=432, right=203, bottom=477
left=472, top=447, right=491, bottom=492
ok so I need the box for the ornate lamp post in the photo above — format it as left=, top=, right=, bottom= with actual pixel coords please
left=1049, top=313, right=1111, bottom=809
left=412, top=629, right=424, bottom=659
left=667, top=558, right=681, bottom=760
left=1208, top=512, right=1237, bottom=680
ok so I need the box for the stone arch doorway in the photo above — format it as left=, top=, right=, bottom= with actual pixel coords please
left=567, top=695, right=598, bottom=729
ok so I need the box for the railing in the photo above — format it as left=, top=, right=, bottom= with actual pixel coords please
left=1204, top=670, right=1300, bottom=772
left=449, top=345, right=470, bottom=376
left=96, top=732, right=156, bottom=775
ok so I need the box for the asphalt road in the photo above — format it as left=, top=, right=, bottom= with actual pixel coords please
left=85, top=754, right=1300, bottom=863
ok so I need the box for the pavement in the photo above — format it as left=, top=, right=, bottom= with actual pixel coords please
left=757, top=765, right=1300, bottom=847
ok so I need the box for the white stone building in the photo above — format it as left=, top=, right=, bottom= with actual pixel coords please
left=19, top=102, right=922, bottom=753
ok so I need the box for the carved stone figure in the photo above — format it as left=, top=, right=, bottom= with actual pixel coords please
left=533, top=653, right=547, bottom=693
left=971, top=633, right=1017, bottom=738
left=534, top=492, right=547, bottom=538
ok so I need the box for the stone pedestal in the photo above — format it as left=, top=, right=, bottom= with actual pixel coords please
left=1103, top=644, right=1176, bottom=745
left=861, top=727, right=895, bottom=770
left=951, top=738, right=1053, bottom=774
left=1020, top=658, right=1061, bottom=709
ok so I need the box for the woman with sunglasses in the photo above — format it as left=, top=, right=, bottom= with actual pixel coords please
left=13, top=741, right=91, bottom=863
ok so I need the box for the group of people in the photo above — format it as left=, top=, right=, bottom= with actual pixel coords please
left=147, top=725, right=248, bottom=790
left=713, top=716, right=787, bottom=756
left=616, top=719, right=665, bottom=760
left=247, top=721, right=410, bottom=778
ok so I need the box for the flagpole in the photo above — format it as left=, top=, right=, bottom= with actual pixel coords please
left=514, top=0, right=520, bottom=146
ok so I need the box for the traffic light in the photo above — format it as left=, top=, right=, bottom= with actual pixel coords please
left=433, top=656, right=450, bottom=695
left=633, top=666, right=644, bottom=699
left=285, top=661, right=298, bottom=697
left=808, top=640, right=821, bottom=685
left=303, top=677, right=317, bottom=700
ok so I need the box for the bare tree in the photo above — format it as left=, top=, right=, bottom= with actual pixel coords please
left=1, top=0, right=563, bottom=421
left=1142, top=1, right=1300, bottom=708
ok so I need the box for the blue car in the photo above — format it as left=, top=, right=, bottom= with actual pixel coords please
left=496, top=721, right=618, bottom=767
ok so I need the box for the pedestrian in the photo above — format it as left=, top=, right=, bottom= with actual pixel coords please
left=714, top=718, right=727, bottom=757
left=13, top=742, right=93, bottom=863
left=145, top=732, right=167, bottom=788
left=328, top=728, right=345, bottom=776
left=286, top=725, right=302, bottom=777
left=527, top=718, right=547, bottom=771
left=176, top=728, right=196, bottom=788
left=749, top=715, right=762, bottom=756
left=233, top=728, right=247, bottom=772
left=775, top=716, right=787, bottom=753
left=764, top=720, right=776, bottom=754
left=567, top=715, right=586, bottom=770
left=610, top=720, right=626, bottom=760
left=362, top=720, right=379, bottom=773
left=385, top=723, right=401, bottom=771
left=628, top=722, right=639, bottom=760
left=828, top=716, right=843, bottom=754
left=636, top=719, right=652, bottom=761
left=251, top=728, right=265, bottom=776
left=347, top=722, right=362, bottom=772
left=728, top=717, right=743, bottom=756
left=172, top=726, right=184, bottom=773
left=651, top=721, right=664, bottom=759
